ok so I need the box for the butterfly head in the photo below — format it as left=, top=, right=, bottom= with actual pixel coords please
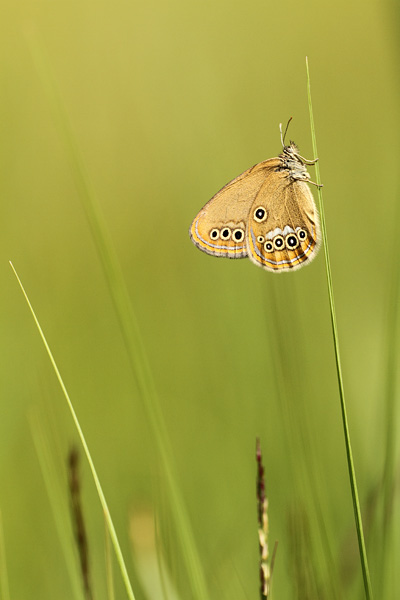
left=281, top=141, right=301, bottom=160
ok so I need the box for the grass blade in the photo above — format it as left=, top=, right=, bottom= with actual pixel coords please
left=30, top=407, right=87, bottom=600
left=68, top=448, right=94, bottom=600
left=379, top=178, right=400, bottom=593
left=105, top=519, right=116, bottom=600
left=25, top=33, right=208, bottom=600
left=0, top=510, right=10, bottom=600
left=10, top=262, right=136, bottom=600
left=305, top=57, right=373, bottom=600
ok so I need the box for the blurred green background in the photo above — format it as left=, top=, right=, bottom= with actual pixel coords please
left=1, top=0, right=399, bottom=598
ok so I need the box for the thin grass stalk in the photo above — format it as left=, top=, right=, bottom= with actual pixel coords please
left=266, top=284, right=340, bottom=598
left=68, top=448, right=93, bottom=600
left=10, top=262, right=136, bottom=600
left=380, top=179, right=400, bottom=591
left=0, top=510, right=10, bottom=600
left=27, top=35, right=208, bottom=600
left=104, top=520, right=116, bottom=600
left=256, top=439, right=271, bottom=600
left=30, top=409, right=87, bottom=600
left=305, top=57, right=373, bottom=600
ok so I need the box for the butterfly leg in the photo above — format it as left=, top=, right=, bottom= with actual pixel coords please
left=299, top=155, right=319, bottom=165
left=308, top=179, right=323, bottom=188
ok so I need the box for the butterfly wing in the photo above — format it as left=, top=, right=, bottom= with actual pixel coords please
left=246, top=172, right=320, bottom=271
left=190, top=159, right=280, bottom=258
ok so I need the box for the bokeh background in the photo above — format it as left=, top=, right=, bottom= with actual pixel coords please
left=1, top=0, right=399, bottom=598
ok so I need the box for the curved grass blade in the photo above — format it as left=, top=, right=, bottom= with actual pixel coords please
left=23, top=33, right=209, bottom=600
left=30, top=407, right=87, bottom=600
left=0, top=510, right=10, bottom=600
left=305, top=57, right=373, bottom=600
left=10, top=262, right=136, bottom=600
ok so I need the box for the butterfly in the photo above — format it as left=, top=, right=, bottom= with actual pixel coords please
left=189, top=120, right=321, bottom=272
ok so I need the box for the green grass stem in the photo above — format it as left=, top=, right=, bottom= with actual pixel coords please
left=0, top=510, right=10, bottom=600
left=305, top=57, right=373, bottom=600
left=379, top=174, right=400, bottom=594
left=29, top=409, right=86, bottom=600
left=10, top=262, right=136, bottom=600
left=26, top=34, right=208, bottom=600
left=104, top=519, right=116, bottom=600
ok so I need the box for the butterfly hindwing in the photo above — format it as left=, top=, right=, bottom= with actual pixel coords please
left=246, top=175, right=320, bottom=272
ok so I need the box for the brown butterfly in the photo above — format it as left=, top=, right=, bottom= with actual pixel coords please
left=189, top=120, right=321, bottom=272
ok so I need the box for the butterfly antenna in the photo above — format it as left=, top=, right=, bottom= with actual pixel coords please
left=280, top=117, right=293, bottom=148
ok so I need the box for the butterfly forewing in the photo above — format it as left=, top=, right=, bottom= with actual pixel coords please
left=189, top=159, right=280, bottom=258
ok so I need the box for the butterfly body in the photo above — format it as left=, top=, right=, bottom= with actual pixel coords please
left=190, top=139, right=321, bottom=272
